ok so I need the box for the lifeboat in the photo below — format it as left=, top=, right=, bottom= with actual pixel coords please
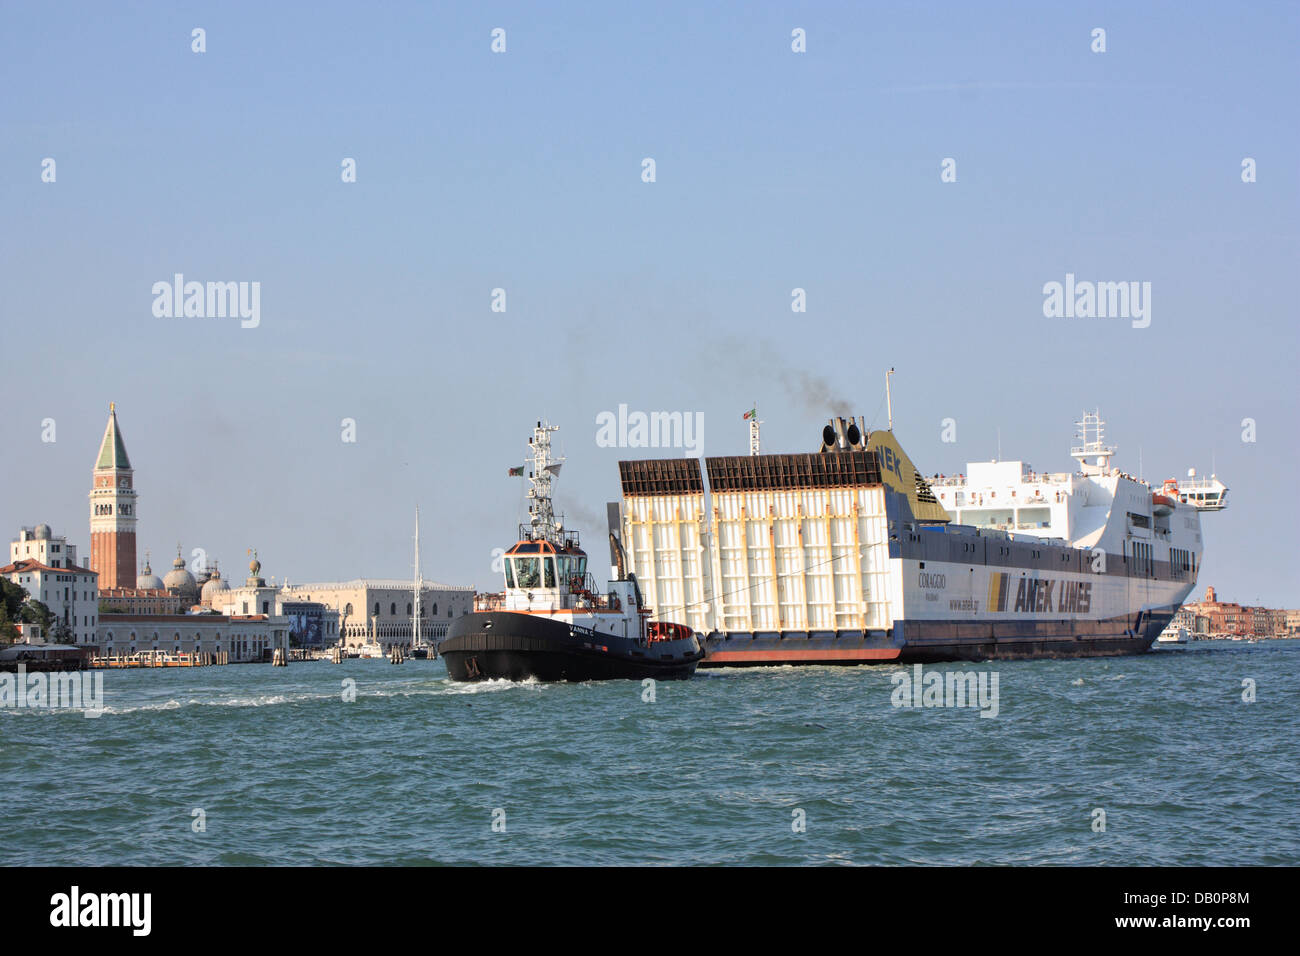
left=1152, top=490, right=1176, bottom=517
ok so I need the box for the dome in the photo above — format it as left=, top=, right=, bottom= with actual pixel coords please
left=163, top=550, right=197, bottom=593
left=137, top=559, right=164, bottom=590
left=34, top=523, right=52, bottom=539
left=201, top=569, right=230, bottom=604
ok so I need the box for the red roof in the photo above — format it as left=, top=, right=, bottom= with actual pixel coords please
left=0, top=558, right=98, bottom=577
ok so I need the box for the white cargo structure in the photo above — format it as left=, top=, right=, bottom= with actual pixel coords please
left=613, top=414, right=1229, bottom=666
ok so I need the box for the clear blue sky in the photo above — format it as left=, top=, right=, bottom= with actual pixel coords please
left=1, top=1, right=1296, bottom=605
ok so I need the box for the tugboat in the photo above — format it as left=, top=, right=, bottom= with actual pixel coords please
left=440, top=420, right=703, bottom=682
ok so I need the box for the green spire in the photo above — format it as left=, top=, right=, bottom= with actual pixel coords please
left=95, top=403, right=132, bottom=470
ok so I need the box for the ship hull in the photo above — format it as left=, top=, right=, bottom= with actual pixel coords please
left=699, top=608, right=1173, bottom=666
left=441, top=611, right=702, bottom=682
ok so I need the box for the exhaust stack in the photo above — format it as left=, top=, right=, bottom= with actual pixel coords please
left=820, top=416, right=867, bottom=453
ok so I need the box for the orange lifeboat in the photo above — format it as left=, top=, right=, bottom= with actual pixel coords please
left=1152, top=481, right=1177, bottom=517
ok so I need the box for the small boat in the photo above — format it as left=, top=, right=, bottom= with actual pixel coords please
left=441, top=420, right=703, bottom=682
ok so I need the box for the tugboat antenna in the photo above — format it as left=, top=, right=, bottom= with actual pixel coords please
left=525, top=421, right=565, bottom=544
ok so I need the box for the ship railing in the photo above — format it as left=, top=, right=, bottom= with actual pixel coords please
left=515, top=525, right=583, bottom=549
left=566, top=572, right=621, bottom=611
left=473, top=581, right=622, bottom=613
left=474, top=592, right=506, bottom=611
left=929, top=471, right=1072, bottom=489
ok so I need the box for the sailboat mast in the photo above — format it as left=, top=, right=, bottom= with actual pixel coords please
left=412, top=505, right=422, bottom=649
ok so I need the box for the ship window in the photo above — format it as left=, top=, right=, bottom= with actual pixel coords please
left=505, top=561, right=515, bottom=588
left=515, top=557, right=540, bottom=589
left=544, top=559, right=556, bottom=589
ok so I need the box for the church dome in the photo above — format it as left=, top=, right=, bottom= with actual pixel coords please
left=201, top=568, right=231, bottom=604
left=163, top=550, right=197, bottom=599
left=137, top=558, right=164, bottom=590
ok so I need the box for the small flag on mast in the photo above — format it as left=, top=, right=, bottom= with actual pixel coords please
left=743, top=408, right=756, bottom=420
left=508, top=466, right=524, bottom=476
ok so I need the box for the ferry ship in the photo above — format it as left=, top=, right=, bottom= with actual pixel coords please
left=610, top=405, right=1227, bottom=665
left=440, top=422, right=703, bottom=682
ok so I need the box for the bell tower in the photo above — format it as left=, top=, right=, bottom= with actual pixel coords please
left=89, top=403, right=138, bottom=589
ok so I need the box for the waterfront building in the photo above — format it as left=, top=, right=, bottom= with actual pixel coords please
left=95, top=613, right=288, bottom=662
left=97, top=586, right=182, bottom=616
left=10, top=524, right=84, bottom=569
left=1178, top=585, right=1297, bottom=640
left=1, top=526, right=99, bottom=646
left=282, top=601, right=340, bottom=647
left=279, top=580, right=474, bottom=651
left=212, top=553, right=280, bottom=617
left=1286, top=609, right=1300, bottom=636
left=93, top=553, right=291, bottom=661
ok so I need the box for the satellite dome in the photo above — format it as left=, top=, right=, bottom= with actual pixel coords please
left=34, top=524, right=52, bottom=539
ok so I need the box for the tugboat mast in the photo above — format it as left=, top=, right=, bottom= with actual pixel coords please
left=525, top=421, right=565, bottom=544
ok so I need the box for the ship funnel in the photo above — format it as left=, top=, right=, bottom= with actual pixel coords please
left=821, top=416, right=867, bottom=453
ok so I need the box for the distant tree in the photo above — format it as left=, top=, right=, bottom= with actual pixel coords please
left=1, top=580, right=34, bottom=643
left=20, top=599, right=54, bottom=634
left=98, top=600, right=126, bottom=614
left=50, top=619, right=74, bottom=643
left=1, top=578, right=27, bottom=620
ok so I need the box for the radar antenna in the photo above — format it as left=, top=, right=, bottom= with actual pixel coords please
left=1070, top=409, right=1116, bottom=475
left=525, top=421, right=565, bottom=544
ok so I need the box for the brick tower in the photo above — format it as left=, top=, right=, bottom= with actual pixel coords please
left=89, top=403, right=138, bottom=589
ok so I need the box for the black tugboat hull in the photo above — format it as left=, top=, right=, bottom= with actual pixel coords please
left=440, top=611, right=701, bottom=682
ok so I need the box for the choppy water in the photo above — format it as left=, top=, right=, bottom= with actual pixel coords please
left=2, top=641, right=1296, bottom=865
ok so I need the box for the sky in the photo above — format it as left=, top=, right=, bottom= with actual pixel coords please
left=1, top=1, right=1296, bottom=605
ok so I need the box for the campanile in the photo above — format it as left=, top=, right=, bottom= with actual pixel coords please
left=89, top=403, right=138, bottom=589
